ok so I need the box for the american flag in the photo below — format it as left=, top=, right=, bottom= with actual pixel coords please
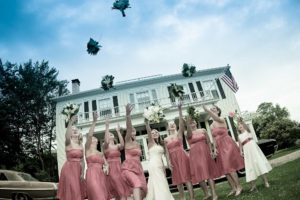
left=221, top=67, right=239, bottom=93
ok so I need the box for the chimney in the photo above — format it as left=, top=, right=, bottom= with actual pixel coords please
left=71, top=79, right=80, bottom=94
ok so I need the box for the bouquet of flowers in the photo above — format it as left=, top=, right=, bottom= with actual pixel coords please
left=229, top=110, right=241, bottom=128
left=169, top=83, right=185, bottom=100
left=187, top=105, right=201, bottom=122
left=112, top=0, right=130, bottom=17
left=87, top=38, right=102, bottom=55
left=143, top=104, right=165, bottom=124
left=182, top=63, right=196, bottom=77
left=101, top=75, right=115, bottom=91
left=61, top=103, right=80, bottom=127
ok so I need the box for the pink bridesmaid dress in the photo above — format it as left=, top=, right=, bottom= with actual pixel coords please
left=57, top=149, right=83, bottom=200
left=188, top=133, right=221, bottom=184
left=86, top=154, right=108, bottom=200
left=212, top=127, right=244, bottom=175
left=121, top=147, right=147, bottom=194
left=105, top=148, right=130, bottom=199
left=166, top=138, right=191, bottom=185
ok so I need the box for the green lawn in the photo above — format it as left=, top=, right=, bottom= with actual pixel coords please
left=269, top=144, right=300, bottom=160
left=174, top=158, right=300, bottom=200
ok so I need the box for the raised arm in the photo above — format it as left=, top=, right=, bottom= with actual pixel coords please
left=203, top=105, right=225, bottom=123
left=186, top=116, right=193, bottom=139
left=178, top=101, right=185, bottom=139
left=104, top=118, right=110, bottom=148
left=145, top=119, right=155, bottom=146
left=125, top=104, right=134, bottom=142
left=65, top=115, right=78, bottom=146
left=116, top=124, right=124, bottom=150
left=85, top=112, right=98, bottom=150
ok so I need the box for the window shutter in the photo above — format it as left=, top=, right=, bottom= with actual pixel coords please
left=196, top=81, right=204, bottom=97
left=113, top=96, right=119, bottom=114
left=84, top=101, right=89, bottom=120
left=215, top=78, right=226, bottom=99
left=92, top=100, right=97, bottom=111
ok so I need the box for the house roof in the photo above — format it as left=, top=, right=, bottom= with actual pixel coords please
left=53, top=65, right=229, bottom=102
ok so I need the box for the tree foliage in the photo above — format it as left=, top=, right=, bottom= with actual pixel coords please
left=253, top=102, right=300, bottom=149
left=0, top=59, right=69, bottom=181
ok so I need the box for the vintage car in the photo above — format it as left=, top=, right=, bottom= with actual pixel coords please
left=0, top=170, right=57, bottom=200
left=258, top=138, right=278, bottom=158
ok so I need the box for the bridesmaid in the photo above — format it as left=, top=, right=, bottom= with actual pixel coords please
left=121, top=104, right=147, bottom=200
left=203, top=105, right=244, bottom=196
left=164, top=102, right=194, bottom=200
left=186, top=117, right=219, bottom=200
left=237, top=119, right=272, bottom=191
left=85, top=112, right=109, bottom=200
left=57, top=115, right=85, bottom=200
left=104, top=119, right=130, bottom=200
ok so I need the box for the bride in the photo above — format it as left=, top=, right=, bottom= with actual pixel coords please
left=145, top=119, right=174, bottom=200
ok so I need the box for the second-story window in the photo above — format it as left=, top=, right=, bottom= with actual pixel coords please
left=136, top=91, right=151, bottom=109
left=202, top=80, right=219, bottom=99
left=98, top=98, right=112, bottom=118
left=84, top=101, right=89, bottom=120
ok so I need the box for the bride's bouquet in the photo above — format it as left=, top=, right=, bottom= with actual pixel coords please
left=143, top=104, right=165, bottom=124
left=61, top=103, right=80, bottom=127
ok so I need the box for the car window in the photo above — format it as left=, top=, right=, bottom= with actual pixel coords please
left=18, top=173, right=38, bottom=181
left=0, top=173, right=8, bottom=181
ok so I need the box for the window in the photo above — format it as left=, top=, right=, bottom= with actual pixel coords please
left=98, top=98, right=112, bottom=117
left=92, top=100, right=97, bottom=111
left=151, top=89, right=158, bottom=104
left=202, top=80, right=219, bottom=99
left=0, top=173, right=8, bottom=181
left=182, top=85, right=191, bottom=103
left=84, top=101, right=89, bottom=120
left=136, top=91, right=151, bottom=109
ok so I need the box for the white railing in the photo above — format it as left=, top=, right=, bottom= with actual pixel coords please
left=77, top=90, right=219, bottom=124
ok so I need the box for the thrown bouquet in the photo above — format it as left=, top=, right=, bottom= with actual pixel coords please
left=61, top=103, right=80, bottom=127
left=169, top=83, right=185, bottom=100
left=143, top=104, right=165, bottom=124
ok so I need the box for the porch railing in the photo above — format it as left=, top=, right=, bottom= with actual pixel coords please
left=77, top=90, right=219, bottom=124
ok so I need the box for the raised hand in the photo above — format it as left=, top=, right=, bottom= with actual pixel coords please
left=115, top=123, right=120, bottom=132
left=92, top=112, right=98, bottom=122
left=125, top=103, right=134, bottom=115
left=105, top=118, right=110, bottom=128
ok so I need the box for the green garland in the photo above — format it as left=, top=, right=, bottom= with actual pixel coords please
left=101, top=75, right=115, bottom=91
left=182, top=63, right=196, bottom=77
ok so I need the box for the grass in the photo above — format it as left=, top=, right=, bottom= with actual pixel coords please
left=174, top=157, right=300, bottom=200
left=269, top=144, right=300, bottom=160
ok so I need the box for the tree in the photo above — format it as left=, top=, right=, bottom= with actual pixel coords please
left=253, top=102, right=300, bottom=149
left=0, top=59, right=69, bottom=181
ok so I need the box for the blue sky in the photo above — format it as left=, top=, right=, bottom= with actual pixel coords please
left=1, top=0, right=300, bottom=120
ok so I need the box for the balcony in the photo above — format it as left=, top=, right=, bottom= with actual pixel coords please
left=77, top=90, right=219, bottom=124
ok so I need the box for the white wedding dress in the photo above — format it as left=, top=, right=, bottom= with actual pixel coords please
left=146, top=145, right=174, bottom=200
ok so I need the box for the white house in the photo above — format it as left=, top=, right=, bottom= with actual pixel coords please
left=54, top=65, right=255, bottom=175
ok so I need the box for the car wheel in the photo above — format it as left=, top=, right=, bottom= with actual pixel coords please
left=13, top=193, right=29, bottom=200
